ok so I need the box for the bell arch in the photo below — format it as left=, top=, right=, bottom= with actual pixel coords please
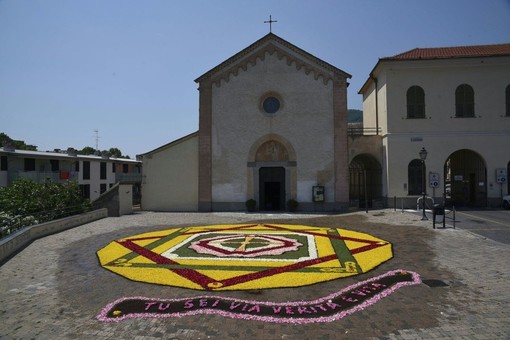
left=444, top=149, right=487, bottom=207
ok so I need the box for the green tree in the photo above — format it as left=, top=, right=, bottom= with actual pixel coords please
left=80, top=146, right=97, bottom=155
left=0, top=132, right=37, bottom=150
left=0, top=132, right=9, bottom=146
left=108, top=147, right=122, bottom=158
left=80, top=146, right=128, bottom=157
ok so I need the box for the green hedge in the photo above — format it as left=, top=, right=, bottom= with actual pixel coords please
left=0, top=178, right=90, bottom=238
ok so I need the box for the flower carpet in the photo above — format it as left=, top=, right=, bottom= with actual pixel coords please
left=97, top=223, right=394, bottom=291
left=96, top=223, right=424, bottom=324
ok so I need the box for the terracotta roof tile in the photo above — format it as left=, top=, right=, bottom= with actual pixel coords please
left=383, top=43, right=510, bottom=60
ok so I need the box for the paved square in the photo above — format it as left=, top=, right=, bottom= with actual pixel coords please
left=1, top=210, right=509, bottom=339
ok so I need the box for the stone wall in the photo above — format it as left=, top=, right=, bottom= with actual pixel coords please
left=92, top=183, right=133, bottom=217
left=0, top=208, right=107, bottom=264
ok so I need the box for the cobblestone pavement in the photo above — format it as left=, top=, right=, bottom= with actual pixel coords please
left=1, top=210, right=509, bottom=339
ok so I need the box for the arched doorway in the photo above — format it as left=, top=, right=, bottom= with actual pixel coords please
left=259, top=167, right=285, bottom=210
left=444, top=149, right=487, bottom=207
left=252, top=139, right=293, bottom=211
left=349, top=154, right=382, bottom=208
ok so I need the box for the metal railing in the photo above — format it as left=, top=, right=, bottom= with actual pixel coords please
left=347, top=127, right=382, bottom=136
left=116, top=173, right=142, bottom=183
left=13, top=171, right=78, bottom=183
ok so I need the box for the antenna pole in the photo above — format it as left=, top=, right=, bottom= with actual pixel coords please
left=94, top=129, right=100, bottom=151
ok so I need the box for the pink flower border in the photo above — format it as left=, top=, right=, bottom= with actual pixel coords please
left=97, top=269, right=421, bottom=324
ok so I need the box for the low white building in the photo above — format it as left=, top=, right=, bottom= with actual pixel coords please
left=140, top=133, right=198, bottom=211
left=358, top=43, right=510, bottom=208
left=0, top=146, right=142, bottom=202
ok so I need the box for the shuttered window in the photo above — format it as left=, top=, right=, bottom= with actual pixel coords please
left=406, top=86, right=425, bottom=118
left=455, top=84, right=475, bottom=117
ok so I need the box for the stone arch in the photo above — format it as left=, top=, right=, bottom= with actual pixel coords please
left=247, top=134, right=297, bottom=211
left=248, top=134, right=296, bottom=163
left=444, top=149, right=487, bottom=207
left=255, top=141, right=289, bottom=162
left=349, top=154, right=382, bottom=208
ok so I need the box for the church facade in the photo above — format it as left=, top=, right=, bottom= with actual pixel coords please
left=140, top=35, right=510, bottom=212
left=141, top=33, right=351, bottom=212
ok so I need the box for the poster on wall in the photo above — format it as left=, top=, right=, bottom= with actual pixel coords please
left=312, top=186, right=324, bottom=202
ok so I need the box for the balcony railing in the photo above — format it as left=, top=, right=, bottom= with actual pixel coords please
left=116, top=173, right=143, bottom=183
left=347, top=127, right=382, bottom=136
left=15, top=171, right=78, bottom=183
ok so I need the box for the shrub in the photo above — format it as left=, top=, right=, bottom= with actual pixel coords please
left=0, top=212, right=38, bottom=238
left=245, top=199, right=257, bottom=212
left=287, top=199, right=299, bottom=212
left=0, top=178, right=90, bottom=238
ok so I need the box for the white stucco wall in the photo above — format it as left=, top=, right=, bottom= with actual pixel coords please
left=119, top=184, right=133, bottom=216
left=375, top=56, right=510, bottom=204
left=79, top=160, right=116, bottom=201
left=362, top=85, right=377, bottom=130
left=210, top=51, right=336, bottom=205
left=141, top=134, right=198, bottom=211
left=385, top=133, right=509, bottom=198
left=385, top=57, right=510, bottom=134
left=362, top=72, right=388, bottom=134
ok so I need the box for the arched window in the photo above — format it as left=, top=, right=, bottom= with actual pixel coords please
left=506, top=84, right=510, bottom=117
left=455, top=84, right=475, bottom=117
left=406, top=86, right=425, bottom=118
left=408, top=159, right=424, bottom=195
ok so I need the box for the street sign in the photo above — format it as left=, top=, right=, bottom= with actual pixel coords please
left=496, top=169, right=507, bottom=184
left=429, top=172, right=440, bottom=188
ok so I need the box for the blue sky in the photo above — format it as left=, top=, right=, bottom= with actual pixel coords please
left=1, top=0, right=509, bottom=158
